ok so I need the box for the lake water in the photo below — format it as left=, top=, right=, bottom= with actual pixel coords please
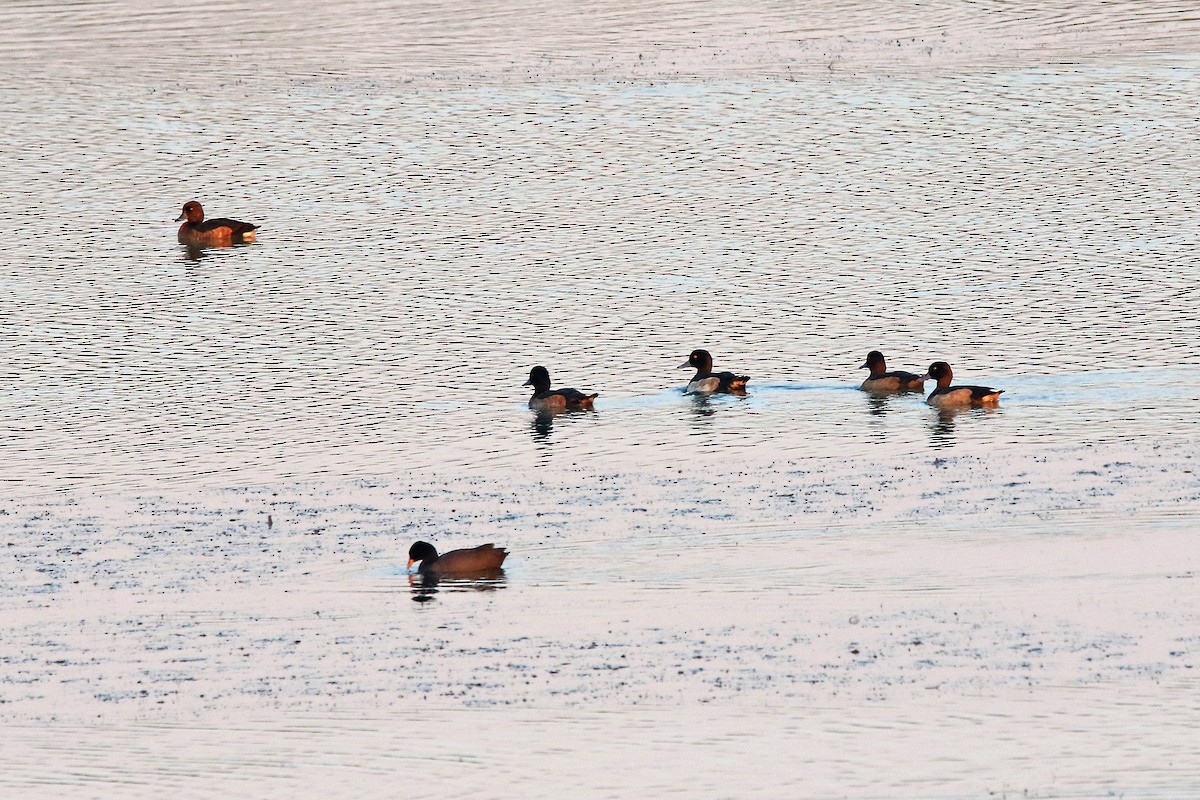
left=2, top=1, right=1199, bottom=797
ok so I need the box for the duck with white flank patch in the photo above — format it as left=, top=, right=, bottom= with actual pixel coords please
left=679, top=349, right=749, bottom=395
left=523, top=366, right=598, bottom=411
left=924, top=361, right=1004, bottom=407
left=860, top=350, right=926, bottom=392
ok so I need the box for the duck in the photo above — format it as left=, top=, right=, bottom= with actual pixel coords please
left=924, top=361, right=1004, bottom=407
left=523, top=366, right=598, bottom=411
left=175, top=200, right=258, bottom=246
left=679, top=349, right=749, bottom=394
left=407, top=541, right=509, bottom=575
left=859, top=350, right=926, bottom=392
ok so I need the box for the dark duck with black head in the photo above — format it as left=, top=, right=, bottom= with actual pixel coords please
left=679, top=349, right=749, bottom=395
left=175, top=200, right=258, bottom=246
left=407, top=541, right=508, bottom=575
left=523, top=366, right=598, bottom=411
left=924, top=361, right=1004, bottom=407
left=859, top=350, right=926, bottom=392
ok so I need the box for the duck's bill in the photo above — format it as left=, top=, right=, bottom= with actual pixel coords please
left=521, top=380, right=532, bottom=386
left=678, top=361, right=692, bottom=369
left=406, top=558, right=416, bottom=570
left=859, top=361, right=869, bottom=369
left=175, top=213, right=186, bottom=222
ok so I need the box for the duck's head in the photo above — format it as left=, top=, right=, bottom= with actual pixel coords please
left=861, top=350, right=886, bottom=372
left=680, top=349, right=713, bottom=372
left=523, top=366, right=551, bottom=393
left=925, top=361, right=954, bottom=385
left=176, top=200, right=204, bottom=223
left=407, top=540, right=438, bottom=569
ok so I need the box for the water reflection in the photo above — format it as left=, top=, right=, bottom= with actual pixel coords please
left=862, top=393, right=894, bottom=418
left=929, top=406, right=1002, bottom=448
left=180, top=242, right=255, bottom=263
left=687, top=394, right=718, bottom=425
left=529, top=408, right=596, bottom=447
left=531, top=411, right=556, bottom=443
left=684, top=392, right=755, bottom=431
left=408, top=570, right=507, bottom=602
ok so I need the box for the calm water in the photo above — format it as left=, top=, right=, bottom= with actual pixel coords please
left=1, top=1, right=1199, bottom=798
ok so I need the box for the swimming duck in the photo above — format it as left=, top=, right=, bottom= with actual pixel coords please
left=679, top=349, right=749, bottom=394
left=407, top=541, right=509, bottom=575
left=175, top=201, right=258, bottom=246
left=523, top=366, right=598, bottom=411
left=860, top=350, right=926, bottom=392
left=924, top=361, right=1004, bottom=407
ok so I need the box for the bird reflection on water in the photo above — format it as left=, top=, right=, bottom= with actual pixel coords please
left=929, top=406, right=1003, bottom=448
left=531, top=410, right=556, bottom=444
left=688, top=393, right=718, bottom=424
left=529, top=407, right=596, bottom=448
left=181, top=241, right=256, bottom=265
left=408, top=570, right=507, bottom=603
left=686, top=391, right=753, bottom=430
left=930, top=407, right=960, bottom=448
left=863, top=393, right=894, bottom=418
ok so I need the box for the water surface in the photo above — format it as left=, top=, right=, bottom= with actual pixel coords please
left=1, top=1, right=1199, bottom=797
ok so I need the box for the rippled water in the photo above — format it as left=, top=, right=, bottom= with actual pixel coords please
left=5, top=63, right=1200, bottom=489
left=2, top=1, right=1199, bottom=798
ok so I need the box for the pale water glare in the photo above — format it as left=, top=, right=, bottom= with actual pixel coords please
left=1, top=1, right=1199, bottom=798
